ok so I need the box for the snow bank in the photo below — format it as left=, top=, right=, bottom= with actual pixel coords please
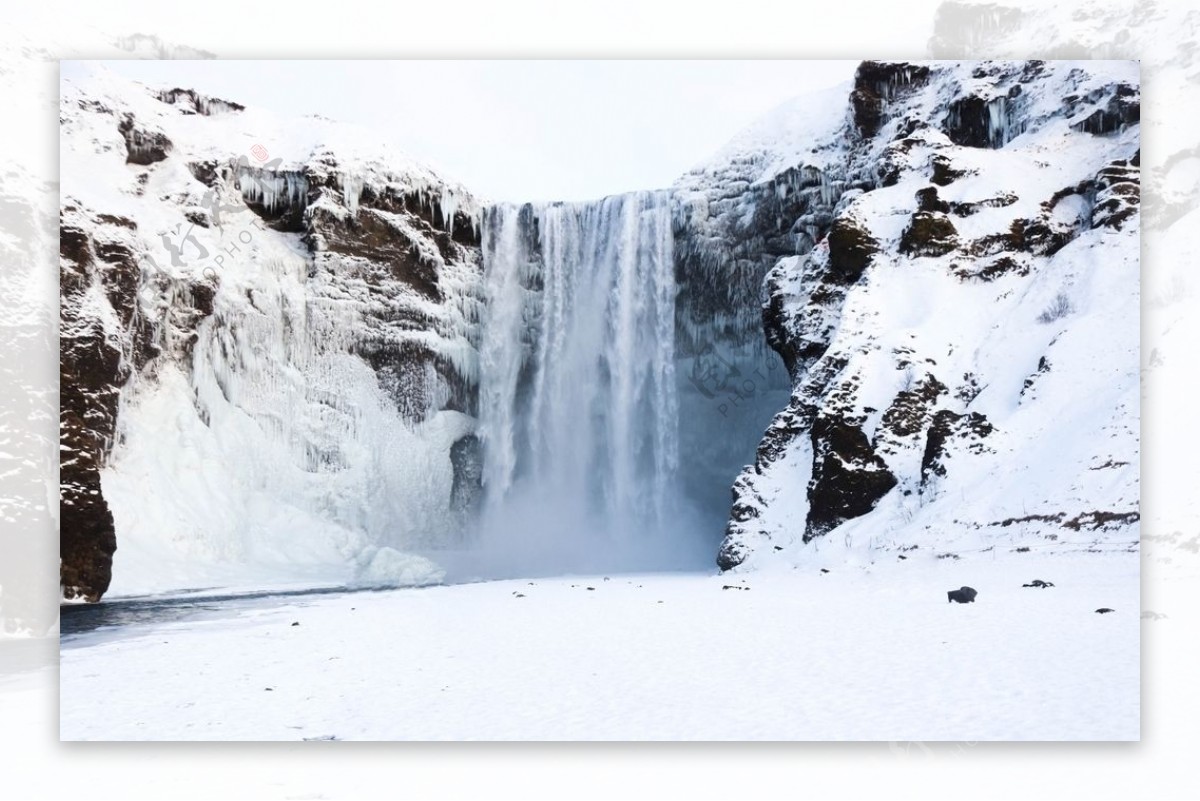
left=61, top=554, right=1139, bottom=740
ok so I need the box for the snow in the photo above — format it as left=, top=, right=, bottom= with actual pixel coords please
left=56, top=61, right=1139, bottom=746
left=60, top=65, right=489, bottom=596
left=718, top=59, right=1140, bottom=567
left=679, top=82, right=852, bottom=188
left=59, top=553, right=1138, bottom=741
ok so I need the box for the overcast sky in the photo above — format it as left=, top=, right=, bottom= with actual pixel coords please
left=69, top=60, right=858, bottom=202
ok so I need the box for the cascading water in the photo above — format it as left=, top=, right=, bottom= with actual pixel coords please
left=472, top=190, right=698, bottom=575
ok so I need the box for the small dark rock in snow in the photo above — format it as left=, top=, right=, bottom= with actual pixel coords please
left=898, top=554, right=908, bottom=560
left=514, top=593, right=525, bottom=598
left=264, top=687, right=274, bottom=692
left=773, top=546, right=784, bottom=551
left=820, top=568, right=830, bottom=574
left=721, top=585, right=750, bottom=591
left=586, top=587, right=595, bottom=591
left=947, top=586, right=978, bottom=604
left=1095, top=608, right=1116, bottom=614
left=290, top=621, right=300, bottom=626
left=1023, top=579, right=1055, bottom=588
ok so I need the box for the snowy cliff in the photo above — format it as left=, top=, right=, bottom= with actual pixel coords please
left=60, top=67, right=484, bottom=599
left=59, top=60, right=1140, bottom=599
left=708, top=60, right=1140, bottom=570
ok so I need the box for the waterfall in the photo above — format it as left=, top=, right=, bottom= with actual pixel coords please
left=475, top=190, right=684, bottom=573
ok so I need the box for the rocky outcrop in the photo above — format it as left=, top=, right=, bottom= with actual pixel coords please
left=899, top=211, right=959, bottom=257
left=449, top=434, right=483, bottom=514
left=850, top=61, right=932, bottom=140
left=305, top=173, right=483, bottom=421
left=673, top=162, right=861, bottom=357
left=805, top=413, right=898, bottom=540
left=1069, top=84, right=1139, bottom=136
left=59, top=204, right=219, bottom=600
left=60, top=211, right=145, bottom=601
left=155, top=88, right=245, bottom=116
left=717, top=60, right=1140, bottom=570
left=60, top=74, right=486, bottom=600
left=944, top=89, right=1024, bottom=148
left=920, top=409, right=994, bottom=491
left=118, top=114, right=172, bottom=165
left=1091, top=157, right=1140, bottom=230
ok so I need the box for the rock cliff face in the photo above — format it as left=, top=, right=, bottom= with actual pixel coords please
left=714, top=60, right=1140, bottom=570
left=60, top=60, right=1140, bottom=597
left=59, top=69, right=484, bottom=598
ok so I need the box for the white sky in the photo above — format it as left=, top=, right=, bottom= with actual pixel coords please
left=67, top=60, right=858, bottom=201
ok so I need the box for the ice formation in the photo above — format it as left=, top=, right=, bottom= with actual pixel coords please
left=58, top=59, right=1141, bottom=597
left=236, top=166, right=309, bottom=214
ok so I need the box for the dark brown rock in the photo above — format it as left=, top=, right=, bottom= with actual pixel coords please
left=921, top=409, right=994, bottom=489
left=900, top=211, right=959, bottom=257
left=930, top=154, right=969, bottom=186
left=825, top=215, right=879, bottom=284
left=118, top=114, right=172, bottom=165
left=850, top=61, right=932, bottom=139
left=805, top=413, right=897, bottom=541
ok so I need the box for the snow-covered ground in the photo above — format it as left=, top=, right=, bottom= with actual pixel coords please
left=60, top=553, right=1137, bottom=741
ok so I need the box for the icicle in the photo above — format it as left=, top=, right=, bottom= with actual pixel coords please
left=237, top=167, right=309, bottom=214
left=439, top=186, right=459, bottom=236
left=341, top=173, right=364, bottom=215
left=987, top=97, right=1008, bottom=147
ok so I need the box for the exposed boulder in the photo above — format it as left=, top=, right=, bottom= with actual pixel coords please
left=805, top=413, right=898, bottom=541
left=118, top=114, right=172, bottom=165
left=880, top=375, right=949, bottom=441
left=825, top=214, right=880, bottom=284
left=850, top=61, right=932, bottom=139
left=916, top=186, right=951, bottom=214
left=900, top=211, right=960, bottom=257
left=1070, top=84, right=1139, bottom=135
left=930, top=154, right=970, bottom=186
left=947, top=586, right=978, bottom=603
left=943, top=88, right=1024, bottom=148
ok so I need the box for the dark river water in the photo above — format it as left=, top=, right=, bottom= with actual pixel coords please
left=58, top=585, right=372, bottom=641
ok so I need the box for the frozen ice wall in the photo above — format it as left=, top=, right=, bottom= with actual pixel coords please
left=102, top=246, right=476, bottom=594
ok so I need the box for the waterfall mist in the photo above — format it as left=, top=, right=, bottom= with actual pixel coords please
left=447, top=192, right=694, bottom=577
left=419, top=189, right=791, bottom=581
